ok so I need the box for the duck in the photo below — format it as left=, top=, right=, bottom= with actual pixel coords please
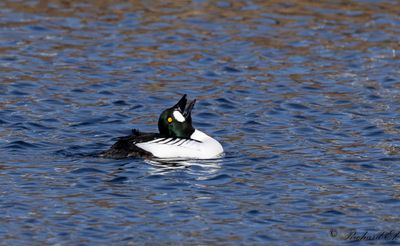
left=100, top=94, right=224, bottom=159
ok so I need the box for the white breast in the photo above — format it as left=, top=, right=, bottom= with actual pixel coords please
left=135, top=130, right=224, bottom=159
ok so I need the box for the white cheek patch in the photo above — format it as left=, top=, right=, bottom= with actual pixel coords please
left=173, top=110, right=186, bottom=122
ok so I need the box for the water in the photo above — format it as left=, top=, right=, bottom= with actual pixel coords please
left=1, top=0, right=400, bottom=244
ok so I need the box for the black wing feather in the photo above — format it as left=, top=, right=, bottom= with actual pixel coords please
left=100, top=129, right=162, bottom=159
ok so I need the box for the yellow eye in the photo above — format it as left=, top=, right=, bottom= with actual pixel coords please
left=167, top=117, right=173, bottom=123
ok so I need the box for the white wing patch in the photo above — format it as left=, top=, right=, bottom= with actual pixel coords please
left=141, top=138, right=165, bottom=144
left=157, top=138, right=172, bottom=144
left=134, top=130, right=223, bottom=159
left=169, top=139, right=182, bottom=145
left=173, top=110, right=185, bottom=122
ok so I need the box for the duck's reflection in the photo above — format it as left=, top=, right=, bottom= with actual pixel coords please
left=144, top=157, right=223, bottom=176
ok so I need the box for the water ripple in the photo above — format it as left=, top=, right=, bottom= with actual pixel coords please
left=1, top=0, right=400, bottom=245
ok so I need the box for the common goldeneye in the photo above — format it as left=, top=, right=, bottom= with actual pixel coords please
left=101, top=94, right=224, bottom=159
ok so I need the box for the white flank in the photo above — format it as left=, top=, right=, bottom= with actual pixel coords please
left=136, top=129, right=224, bottom=159
left=173, top=110, right=186, bottom=122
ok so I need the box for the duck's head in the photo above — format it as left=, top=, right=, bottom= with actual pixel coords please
left=158, top=94, right=196, bottom=138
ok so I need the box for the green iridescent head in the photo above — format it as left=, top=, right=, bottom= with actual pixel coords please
left=158, top=94, right=196, bottom=138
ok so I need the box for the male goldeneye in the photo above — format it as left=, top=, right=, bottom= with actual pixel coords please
left=101, top=94, right=224, bottom=159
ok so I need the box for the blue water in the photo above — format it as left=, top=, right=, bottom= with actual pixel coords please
left=1, top=0, right=400, bottom=244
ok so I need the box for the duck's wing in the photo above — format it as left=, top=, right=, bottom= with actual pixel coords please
left=100, top=129, right=161, bottom=159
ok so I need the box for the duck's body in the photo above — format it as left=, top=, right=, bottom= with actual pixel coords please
left=101, top=95, right=224, bottom=160
left=135, top=129, right=223, bottom=159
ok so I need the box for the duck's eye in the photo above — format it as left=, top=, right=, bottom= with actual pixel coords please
left=167, top=117, right=173, bottom=123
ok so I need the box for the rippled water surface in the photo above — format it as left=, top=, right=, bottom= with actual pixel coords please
left=1, top=0, right=400, bottom=244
